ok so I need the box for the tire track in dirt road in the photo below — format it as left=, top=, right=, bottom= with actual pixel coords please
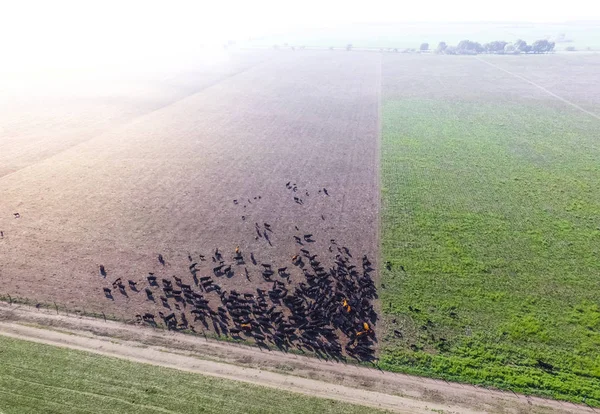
left=0, top=304, right=592, bottom=414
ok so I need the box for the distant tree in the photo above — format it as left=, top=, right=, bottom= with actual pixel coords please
left=531, top=39, right=545, bottom=53
left=495, top=41, right=506, bottom=53
left=432, top=38, right=557, bottom=56
left=435, top=41, right=447, bottom=53
left=484, top=40, right=508, bottom=54
left=444, top=45, right=457, bottom=55
left=457, top=40, right=484, bottom=54
left=514, top=39, right=529, bottom=53
left=346, top=44, right=353, bottom=51
left=420, top=43, right=429, bottom=51
left=531, top=39, right=555, bottom=53
left=565, top=46, right=576, bottom=51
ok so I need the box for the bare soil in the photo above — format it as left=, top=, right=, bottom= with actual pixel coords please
left=0, top=51, right=379, bottom=332
left=0, top=51, right=274, bottom=178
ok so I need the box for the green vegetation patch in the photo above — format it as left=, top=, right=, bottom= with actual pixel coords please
left=0, top=335, right=388, bottom=414
left=380, top=98, right=600, bottom=406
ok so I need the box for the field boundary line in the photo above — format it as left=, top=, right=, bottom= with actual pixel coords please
left=0, top=322, right=469, bottom=414
left=475, top=56, right=600, bottom=121
left=375, top=53, right=384, bottom=330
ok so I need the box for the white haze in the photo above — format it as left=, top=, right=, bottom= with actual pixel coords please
left=0, top=0, right=599, bottom=71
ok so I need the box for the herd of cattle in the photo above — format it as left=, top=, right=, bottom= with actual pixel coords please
left=100, top=183, right=378, bottom=362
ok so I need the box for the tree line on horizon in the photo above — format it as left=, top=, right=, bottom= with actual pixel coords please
left=419, top=39, right=555, bottom=55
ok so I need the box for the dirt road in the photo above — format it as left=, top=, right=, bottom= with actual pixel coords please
left=0, top=303, right=590, bottom=414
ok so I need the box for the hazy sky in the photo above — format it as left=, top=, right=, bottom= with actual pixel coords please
left=5, top=0, right=599, bottom=34
left=1, top=0, right=599, bottom=68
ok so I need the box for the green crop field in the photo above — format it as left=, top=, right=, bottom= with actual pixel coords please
left=379, top=54, right=600, bottom=406
left=0, top=335, right=388, bottom=414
